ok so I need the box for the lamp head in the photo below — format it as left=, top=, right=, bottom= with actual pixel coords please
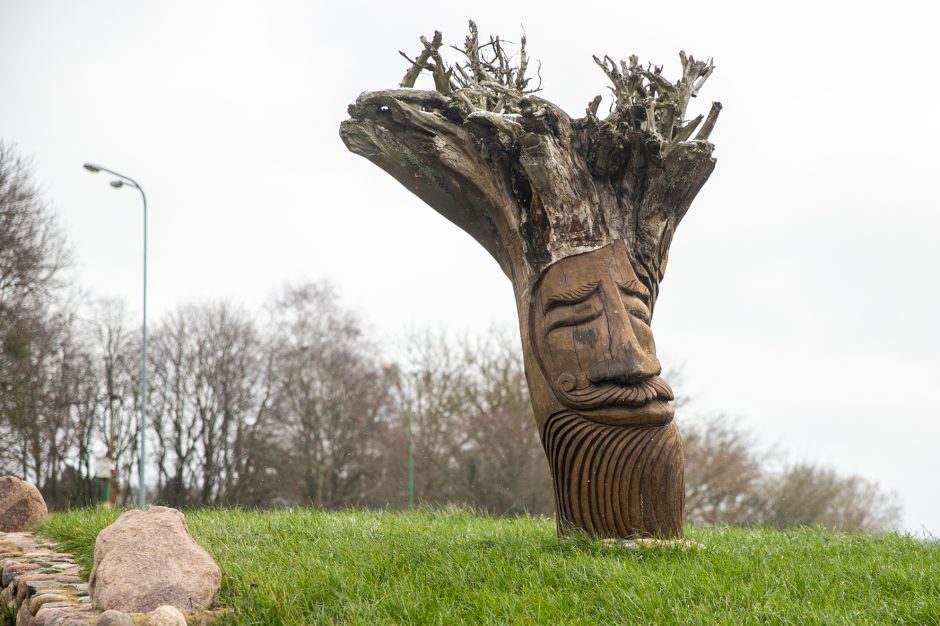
left=109, top=180, right=124, bottom=188
left=83, top=163, right=101, bottom=173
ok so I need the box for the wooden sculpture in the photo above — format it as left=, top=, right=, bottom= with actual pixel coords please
left=340, top=23, right=720, bottom=538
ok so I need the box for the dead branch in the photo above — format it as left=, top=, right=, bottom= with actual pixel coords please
left=399, top=20, right=541, bottom=113
left=694, top=102, right=723, bottom=141
left=400, top=31, right=443, bottom=89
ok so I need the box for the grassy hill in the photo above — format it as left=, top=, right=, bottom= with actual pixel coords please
left=38, top=507, right=939, bottom=625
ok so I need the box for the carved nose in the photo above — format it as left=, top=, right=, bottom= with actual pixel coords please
left=587, top=308, right=660, bottom=384
left=586, top=287, right=661, bottom=385
left=586, top=353, right=659, bottom=385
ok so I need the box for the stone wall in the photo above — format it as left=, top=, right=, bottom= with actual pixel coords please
left=1, top=531, right=216, bottom=626
left=1, top=531, right=94, bottom=625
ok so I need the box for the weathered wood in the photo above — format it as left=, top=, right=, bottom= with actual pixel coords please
left=340, top=23, right=720, bottom=538
left=399, top=31, right=443, bottom=89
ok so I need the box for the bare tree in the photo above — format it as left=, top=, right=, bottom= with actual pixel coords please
left=456, top=333, right=554, bottom=514
left=683, top=414, right=770, bottom=525
left=682, top=414, right=901, bottom=531
left=0, top=142, right=67, bottom=323
left=0, top=148, right=134, bottom=508
left=0, top=303, right=94, bottom=508
left=266, top=283, right=396, bottom=507
left=147, top=303, right=269, bottom=506
left=394, top=330, right=476, bottom=505
left=761, top=464, right=901, bottom=531
left=81, top=299, right=141, bottom=505
left=0, top=141, right=71, bottom=490
left=394, top=330, right=553, bottom=514
left=185, top=305, right=256, bottom=504
left=149, top=308, right=201, bottom=505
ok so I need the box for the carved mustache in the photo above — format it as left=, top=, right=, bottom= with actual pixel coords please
left=555, top=372, right=674, bottom=410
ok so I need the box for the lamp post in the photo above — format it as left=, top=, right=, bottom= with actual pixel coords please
left=407, top=372, right=419, bottom=511
left=83, top=163, right=148, bottom=509
left=407, top=401, right=415, bottom=511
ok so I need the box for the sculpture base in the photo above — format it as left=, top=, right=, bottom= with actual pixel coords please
left=601, top=538, right=703, bottom=551
left=541, top=413, right=684, bottom=538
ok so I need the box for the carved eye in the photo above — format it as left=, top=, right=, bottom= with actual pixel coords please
left=617, top=280, right=651, bottom=323
left=547, top=307, right=603, bottom=333
left=629, top=305, right=651, bottom=324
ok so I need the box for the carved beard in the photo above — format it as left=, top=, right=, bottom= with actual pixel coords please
left=554, top=373, right=674, bottom=409
left=540, top=411, right=684, bottom=538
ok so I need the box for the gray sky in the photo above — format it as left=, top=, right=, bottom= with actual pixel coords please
left=2, top=1, right=938, bottom=534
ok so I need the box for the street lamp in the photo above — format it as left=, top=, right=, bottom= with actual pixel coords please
left=407, top=372, right=419, bottom=511
left=407, top=398, right=415, bottom=511
left=83, top=162, right=148, bottom=509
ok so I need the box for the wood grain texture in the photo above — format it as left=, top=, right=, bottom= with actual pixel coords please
left=542, top=413, right=684, bottom=538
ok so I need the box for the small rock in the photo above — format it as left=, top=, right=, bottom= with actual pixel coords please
left=32, top=605, right=69, bottom=623
left=50, top=563, right=79, bottom=572
left=34, top=600, right=75, bottom=609
left=600, top=537, right=705, bottom=551
left=32, top=606, right=97, bottom=625
left=1, top=583, right=14, bottom=609
left=15, top=576, right=46, bottom=607
left=146, top=605, right=187, bottom=626
left=89, top=506, right=220, bottom=613
left=29, top=593, right=72, bottom=614
left=15, top=602, right=29, bottom=626
left=2, top=561, right=39, bottom=586
left=0, top=476, right=49, bottom=532
left=632, top=537, right=705, bottom=550
left=47, top=615, right=98, bottom=626
left=97, top=609, right=135, bottom=626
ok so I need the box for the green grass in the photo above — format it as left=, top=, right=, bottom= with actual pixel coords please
left=37, top=507, right=940, bottom=626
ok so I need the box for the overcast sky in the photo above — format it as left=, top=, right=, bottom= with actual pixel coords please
left=2, top=1, right=937, bottom=534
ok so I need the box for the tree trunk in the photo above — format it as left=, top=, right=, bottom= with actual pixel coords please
left=340, top=25, right=719, bottom=538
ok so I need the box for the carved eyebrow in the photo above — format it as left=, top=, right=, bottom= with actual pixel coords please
left=544, top=281, right=600, bottom=313
left=617, top=279, right=650, bottom=302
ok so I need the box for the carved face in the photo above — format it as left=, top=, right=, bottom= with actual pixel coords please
left=528, top=241, right=674, bottom=425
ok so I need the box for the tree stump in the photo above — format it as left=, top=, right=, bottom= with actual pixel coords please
left=340, top=23, right=720, bottom=538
